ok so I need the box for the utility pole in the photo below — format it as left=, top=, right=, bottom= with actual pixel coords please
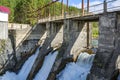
left=66, top=0, right=68, bottom=13
left=87, top=0, right=90, bottom=48
left=61, top=0, right=64, bottom=16
left=37, top=10, right=40, bottom=21
left=53, top=2, right=55, bottom=17
left=87, top=0, right=89, bottom=14
left=49, top=6, right=51, bottom=18
left=82, top=0, right=84, bottom=16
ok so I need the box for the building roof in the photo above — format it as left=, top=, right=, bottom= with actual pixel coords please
left=0, top=6, right=10, bottom=14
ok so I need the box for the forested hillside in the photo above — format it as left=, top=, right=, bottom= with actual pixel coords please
left=0, top=0, right=80, bottom=25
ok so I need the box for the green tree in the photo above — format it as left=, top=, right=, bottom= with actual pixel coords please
left=0, top=0, right=80, bottom=25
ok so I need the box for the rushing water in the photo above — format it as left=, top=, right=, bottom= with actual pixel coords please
left=34, top=51, right=58, bottom=80
left=0, top=47, right=95, bottom=80
left=0, top=47, right=58, bottom=80
left=0, top=46, right=40, bottom=80
left=57, top=52, right=95, bottom=80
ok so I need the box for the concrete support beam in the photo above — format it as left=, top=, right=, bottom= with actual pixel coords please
left=46, top=22, right=51, bottom=37
left=87, top=22, right=92, bottom=48
left=68, top=21, right=88, bottom=60
left=47, top=19, right=90, bottom=80
left=15, top=24, right=46, bottom=60
left=50, top=22, right=63, bottom=48
left=63, top=19, right=71, bottom=47
left=27, top=22, right=63, bottom=80
left=51, top=22, right=54, bottom=35
left=47, top=20, right=72, bottom=80
left=27, top=22, right=52, bottom=80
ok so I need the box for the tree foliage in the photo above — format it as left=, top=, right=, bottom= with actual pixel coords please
left=0, top=0, right=80, bottom=25
left=92, top=22, right=99, bottom=39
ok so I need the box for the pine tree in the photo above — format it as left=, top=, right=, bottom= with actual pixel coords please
left=0, top=0, right=80, bottom=25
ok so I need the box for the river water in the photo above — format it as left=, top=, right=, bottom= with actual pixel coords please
left=0, top=47, right=96, bottom=80
left=57, top=52, right=95, bottom=80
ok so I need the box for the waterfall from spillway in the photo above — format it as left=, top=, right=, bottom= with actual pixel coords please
left=0, top=46, right=40, bottom=80
left=34, top=51, right=58, bottom=80
left=0, top=47, right=95, bottom=80
left=57, top=52, right=95, bottom=80
left=0, top=47, right=58, bottom=80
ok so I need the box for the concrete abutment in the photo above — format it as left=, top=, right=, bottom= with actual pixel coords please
left=87, top=12, right=120, bottom=80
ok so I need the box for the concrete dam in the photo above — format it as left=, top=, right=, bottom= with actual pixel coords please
left=0, top=0, right=120, bottom=80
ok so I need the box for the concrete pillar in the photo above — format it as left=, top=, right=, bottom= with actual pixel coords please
left=89, top=23, right=92, bottom=48
left=69, top=21, right=87, bottom=60
left=46, top=22, right=51, bottom=37
left=51, top=22, right=54, bottom=35
left=63, top=19, right=71, bottom=47
left=50, top=22, right=63, bottom=48
left=47, top=20, right=73, bottom=80
left=87, top=13, right=119, bottom=80
left=0, top=22, right=8, bottom=39
left=63, top=19, right=88, bottom=60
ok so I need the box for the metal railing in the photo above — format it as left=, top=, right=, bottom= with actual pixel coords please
left=38, top=0, right=120, bottom=23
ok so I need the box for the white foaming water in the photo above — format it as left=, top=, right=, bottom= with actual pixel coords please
left=0, top=47, right=58, bottom=80
left=0, top=47, right=40, bottom=80
left=34, top=51, right=58, bottom=80
left=57, top=52, right=95, bottom=80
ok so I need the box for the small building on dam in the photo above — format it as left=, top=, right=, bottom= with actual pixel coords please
left=0, top=6, right=10, bottom=39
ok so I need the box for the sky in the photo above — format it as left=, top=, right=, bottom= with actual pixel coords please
left=60, top=0, right=120, bottom=13
left=61, top=0, right=104, bottom=8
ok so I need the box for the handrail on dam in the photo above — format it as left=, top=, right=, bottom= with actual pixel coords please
left=38, top=0, right=120, bottom=23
